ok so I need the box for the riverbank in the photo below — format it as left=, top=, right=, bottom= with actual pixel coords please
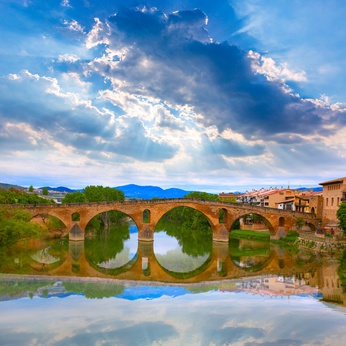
left=295, top=233, right=346, bottom=253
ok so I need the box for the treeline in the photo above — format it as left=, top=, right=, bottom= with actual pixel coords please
left=0, top=207, right=44, bottom=248
left=62, top=185, right=124, bottom=203
left=0, top=188, right=54, bottom=204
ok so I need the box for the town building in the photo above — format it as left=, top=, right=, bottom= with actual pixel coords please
left=276, top=190, right=323, bottom=218
left=319, top=177, right=346, bottom=235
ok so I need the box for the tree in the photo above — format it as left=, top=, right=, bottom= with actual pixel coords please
left=0, top=206, right=45, bottom=248
left=28, top=185, right=34, bottom=192
left=337, top=203, right=346, bottom=235
left=295, top=216, right=305, bottom=230
left=0, top=188, right=54, bottom=204
left=62, top=191, right=87, bottom=203
left=62, top=186, right=124, bottom=204
left=184, top=191, right=219, bottom=201
left=42, top=187, right=49, bottom=196
left=84, top=185, right=124, bottom=202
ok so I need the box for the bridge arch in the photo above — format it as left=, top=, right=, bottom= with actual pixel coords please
left=229, top=212, right=275, bottom=235
left=82, top=207, right=141, bottom=234
left=30, top=212, right=67, bottom=233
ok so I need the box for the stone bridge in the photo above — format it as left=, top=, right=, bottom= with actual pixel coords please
left=16, top=199, right=318, bottom=242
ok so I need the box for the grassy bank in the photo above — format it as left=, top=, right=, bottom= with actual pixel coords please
left=229, top=229, right=270, bottom=242
left=229, top=229, right=300, bottom=248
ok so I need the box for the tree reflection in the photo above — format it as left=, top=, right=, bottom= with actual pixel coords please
left=229, top=238, right=273, bottom=272
left=85, top=211, right=131, bottom=265
left=155, top=207, right=212, bottom=257
left=62, top=282, right=125, bottom=299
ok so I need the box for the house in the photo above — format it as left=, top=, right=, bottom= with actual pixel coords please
left=319, top=177, right=346, bottom=235
left=258, top=187, right=296, bottom=208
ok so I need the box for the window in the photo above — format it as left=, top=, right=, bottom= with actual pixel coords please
left=331, top=198, right=334, bottom=206
left=326, top=198, right=329, bottom=206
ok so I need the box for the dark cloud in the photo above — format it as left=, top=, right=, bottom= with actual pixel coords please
left=94, top=7, right=344, bottom=140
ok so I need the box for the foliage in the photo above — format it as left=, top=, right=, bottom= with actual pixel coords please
left=42, top=187, right=49, bottom=196
left=84, top=185, right=125, bottom=202
left=62, top=191, right=87, bottom=203
left=156, top=206, right=212, bottom=257
left=295, top=216, right=305, bottom=230
left=0, top=238, right=69, bottom=274
left=63, top=282, right=125, bottom=299
left=337, top=203, right=346, bottom=235
left=0, top=188, right=54, bottom=204
left=0, top=280, right=51, bottom=297
left=28, top=185, right=34, bottom=192
left=62, top=185, right=124, bottom=204
left=280, top=230, right=300, bottom=243
left=0, top=206, right=45, bottom=248
left=85, top=216, right=131, bottom=264
left=46, top=215, right=66, bottom=232
left=337, top=250, right=346, bottom=284
left=221, top=197, right=237, bottom=203
left=229, top=229, right=270, bottom=242
left=184, top=191, right=219, bottom=201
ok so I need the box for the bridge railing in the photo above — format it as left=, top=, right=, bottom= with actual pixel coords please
left=2, top=198, right=315, bottom=217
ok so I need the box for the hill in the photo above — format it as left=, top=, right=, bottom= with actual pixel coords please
left=0, top=183, right=25, bottom=190
left=115, top=184, right=191, bottom=199
left=40, top=186, right=78, bottom=193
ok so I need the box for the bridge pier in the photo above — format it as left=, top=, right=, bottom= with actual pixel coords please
left=212, top=224, right=230, bottom=242
left=138, top=225, right=154, bottom=242
left=213, top=241, right=229, bottom=276
left=69, top=223, right=84, bottom=241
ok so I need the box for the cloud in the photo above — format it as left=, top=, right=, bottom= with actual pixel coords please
left=63, top=19, right=85, bottom=34
left=61, top=0, right=71, bottom=8
left=58, top=54, right=80, bottom=63
left=1, top=3, right=345, bottom=188
left=0, top=69, right=177, bottom=163
left=87, top=7, right=345, bottom=142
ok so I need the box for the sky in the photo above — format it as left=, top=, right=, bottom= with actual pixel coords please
left=0, top=0, right=345, bottom=192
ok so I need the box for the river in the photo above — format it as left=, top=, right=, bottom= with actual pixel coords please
left=0, top=214, right=345, bottom=346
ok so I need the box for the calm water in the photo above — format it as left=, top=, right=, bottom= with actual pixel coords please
left=0, top=218, right=345, bottom=346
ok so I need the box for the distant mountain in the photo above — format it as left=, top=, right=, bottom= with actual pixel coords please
left=297, top=187, right=322, bottom=192
left=115, top=184, right=192, bottom=199
left=0, top=183, right=25, bottom=190
left=40, top=186, right=78, bottom=193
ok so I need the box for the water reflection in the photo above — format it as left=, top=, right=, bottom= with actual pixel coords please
left=85, top=220, right=138, bottom=275
left=1, top=225, right=346, bottom=345
left=154, top=231, right=211, bottom=276
left=1, top=238, right=69, bottom=273
left=154, top=207, right=213, bottom=277
left=229, top=238, right=274, bottom=272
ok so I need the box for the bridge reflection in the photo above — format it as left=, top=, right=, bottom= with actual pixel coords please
left=3, top=239, right=316, bottom=284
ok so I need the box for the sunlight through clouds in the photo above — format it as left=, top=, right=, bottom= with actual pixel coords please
left=0, top=0, right=345, bottom=189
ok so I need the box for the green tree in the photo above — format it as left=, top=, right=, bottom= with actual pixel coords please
left=337, top=203, right=346, bottom=235
left=42, top=187, right=49, bottom=196
left=295, top=216, right=305, bottom=230
left=28, top=185, right=34, bottom=192
left=0, top=206, right=45, bottom=248
left=62, top=191, right=87, bottom=203
left=0, top=188, right=54, bottom=204
left=184, top=191, right=219, bottom=201
left=84, top=185, right=124, bottom=202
